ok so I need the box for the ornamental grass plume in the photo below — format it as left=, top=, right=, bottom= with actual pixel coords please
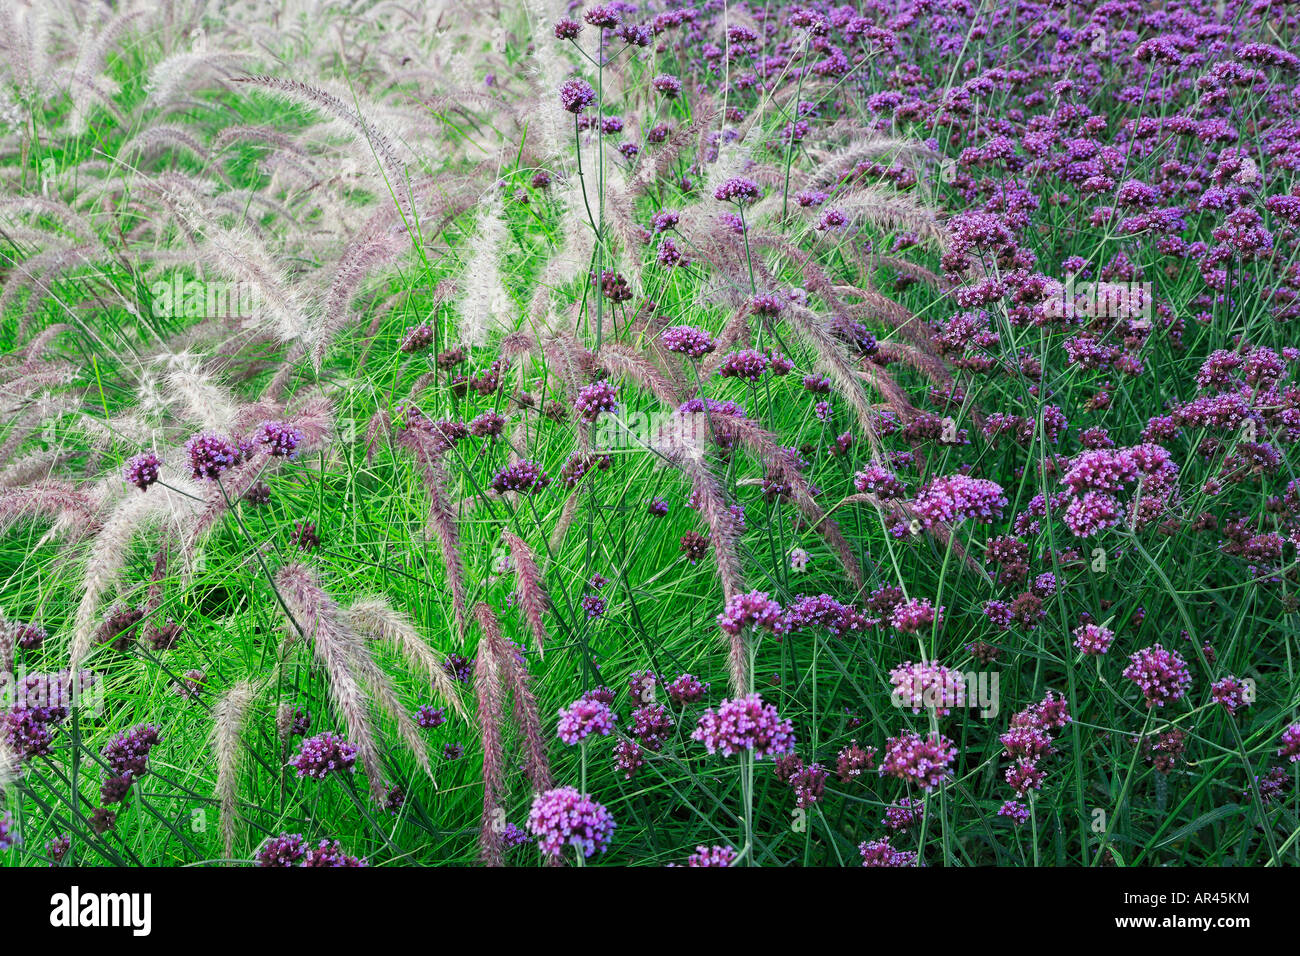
left=474, top=609, right=508, bottom=867
left=392, top=422, right=470, bottom=640
left=474, top=602, right=552, bottom=865
left=274, top=564, right=430, bottom=801
left=344, top=596, right=467, bottom=719
left=501, top=530, right=551, bottom=656
left=212, top=679, right=257, bottom=861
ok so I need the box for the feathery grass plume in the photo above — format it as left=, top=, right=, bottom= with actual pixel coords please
left=473, top=604, right=508, bottom=867
left=675, top=449, right=746, bottom=599
left=348, top=643, right=433, bottom=780
left=835, top=283, right=935, bottom=349
left=307, top=217, right=409, bottom=368
left=0, top=479, right=100, bottom=542
left=857, top=361, right=921, bottom=423
left=546, top=488, right=581, bottom=568
left=163, top=354, right=239, bottom=431
left=70, top=484, right=195, bottom=670
left=782, top=303, right=888, bottom=458
left=0, top=736, right=17, bottom=798
left=502, top=531, right=550, bottom=657
left=137, top=176, right=312, bottom=345
left=801, top=137, right=939, bottom=193
left=3, top=243, right=100, bottom=340
left=703, top=410, right=867, bottom=595
left=143, top=49, right=258, bottom=110
left=457, top=190, right=510, bottom=346
left=522, top=1, right=571, bottom=157
left=676, top=454, right=748, bottom=690
left=274, top=563, right=388, bottom=801
left=0, top=0, right=52, bottom=103
left=0, top=448, right=62, bottom=489
left=0, top=616, right=13, bottom=674
left=705, top=124, right=763, bottom=199
left=0, top=198, right=95, bottom=242
left=229, top=76, right=418, bottom=228
left=345, top=596, right=467, bottom=719
left=120, top=125, right=216, bottom=174
left=393, top=426, right=470, bottom=640
left=633, top=107, right=720, bottom=195
left=597, top=342, right=684, bottom=407
left=834, top=185, right=946, bottom=247
left=212, top=678, right=257, bottom=862
left=853, top=253, right=944, bottom=291
left=548, top=155, right=599, bottom=283
left=498, top=642, right=552, bottom=796
left=871, top=340, right=956, bottom=394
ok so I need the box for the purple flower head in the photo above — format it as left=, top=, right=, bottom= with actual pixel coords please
left=302, top=839, right=368, bottom=867
left=289, top=732, right=357, bottom=779
left=124, top=452, right=161, bottom=491
left=653, top=74, right=681, bottom=98
left=890, top=597, right=943, bottom=634
left=685, top=844, right=736, bottom=866
left=415, top=704, right=446, bottom=729
left=854, top=463, right=907, bottom=499
left=0, top=811, right=18, bottom=851
left=527, top=787, right=616, bottom=859
left=185, top=432, right=241, bottom=480
left=667, top=672, right=709, bottom=704
left=998, top=801, right=1031, bottom=825
left=883, top=798, right=925, bottom=832
left=717, top=591, right=789, bottom=636
left=1123, top=644, right=1191, bottom=708
left=289, top=520, right=319, bottom=553
left=713, top=177, right=762, bottom=205
left=1211, top=676, right=1251, bottom=714
left=1072, top=623, right=1115, bottom=655
left=790, top=762, right=829, bottom=808
left=582, top=4, right=621, bottom=28
left=889, top=661, right=967, bottom=715
left=554, top=15, right=581, bottom=38
left=878, top=731, right=957, bottom=791
left=400, top=324, right=434, bottom=353
left=46, top=833, right=70, bottom=863
left=614, top=738, right=643, bottom=778
left=556, top=697, right=616, bottom=745
left=256, top=833, right=307, bottom=866
left=650, top=210, right=680, bottom=233
left=102, top=723, right=161, bottom=778
left=12, top=621, right=46, bottom=650
left=628, top=703, right=673, bottom=751
left=559, top=78, right=596, bottom=114
left=492, top=460, right=551, bottom=495
left=692, top=693, right=795, bottom=758
left=662, top=325, right=716, bottom=358
left=913, top=474, right=1008, bottom=527
left=1278, top=724, right=1300, bottom=762
left=859, top=836, right=917, bottom=867
left=575, top=380, right=619, bottom=423
left=717, top=348, right=769, bottom=381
